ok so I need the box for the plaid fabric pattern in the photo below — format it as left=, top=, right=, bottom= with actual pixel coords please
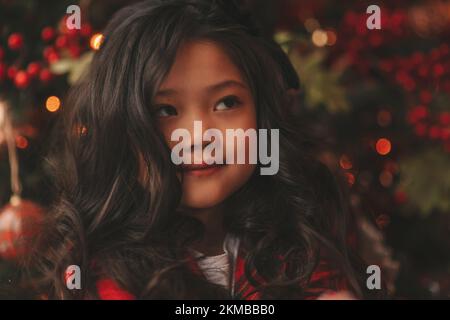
left=96, top=246, right=349, bottom=300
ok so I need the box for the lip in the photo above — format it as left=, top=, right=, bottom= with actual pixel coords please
left=180, top=163, right=225, bottom=177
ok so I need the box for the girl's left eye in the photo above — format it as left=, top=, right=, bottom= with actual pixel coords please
left=214, top=96, right=241, bottom=111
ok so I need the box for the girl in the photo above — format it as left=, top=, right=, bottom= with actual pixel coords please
left=26, top=0, right=373, bottom=299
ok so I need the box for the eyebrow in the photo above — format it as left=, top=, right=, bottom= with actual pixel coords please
left=155, top=80, right=248, bottom=97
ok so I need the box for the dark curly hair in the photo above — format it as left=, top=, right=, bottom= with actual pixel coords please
left=21, top=0, right=370, bottom=299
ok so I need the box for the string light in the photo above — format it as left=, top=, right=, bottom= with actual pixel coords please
left=90, top=33, right=104, bottom=51
left=376, top=138, right=392, bottom=156
left=311, top=29, right=328, bottom=47
left=45, top=96, right=60, bottom=112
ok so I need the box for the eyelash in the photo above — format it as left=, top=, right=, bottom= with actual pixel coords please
left=214, top=95, right=242, bottom=111
left=153, top=95, right=242, bottom=118
left=153, top=105, right=177, bottom=118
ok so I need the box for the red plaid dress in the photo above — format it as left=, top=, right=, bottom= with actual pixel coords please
left=96, top=243, right=350, bottom=300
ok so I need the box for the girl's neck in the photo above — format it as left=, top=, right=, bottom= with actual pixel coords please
left=184, top=206, right=227, bottom=256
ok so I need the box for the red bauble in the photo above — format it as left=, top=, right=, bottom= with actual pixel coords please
left=27, top=62, right=41, bottom=78
left=0, top=199, right=44, bottom=260
left=41, top=26, right=56, bottom=42
left=39, top=69, right=52, bottom=83
left=14, top=71, right=30, bottom=89
left=8, top=33, right=24, bottom=51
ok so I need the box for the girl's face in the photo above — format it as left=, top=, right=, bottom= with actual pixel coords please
left=152, top=41, right=257, bottom=209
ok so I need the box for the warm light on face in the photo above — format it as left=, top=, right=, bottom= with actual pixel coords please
left=45, top=96, right=61, bottom=112
left=151, top=41, right=258, bottom=209
left=90, top=33, right=104, bottom=50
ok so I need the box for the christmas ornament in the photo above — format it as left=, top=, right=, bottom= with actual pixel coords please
left=0, top=198, right=44, bottom=259
left=0, top=102, right=44, bottom=260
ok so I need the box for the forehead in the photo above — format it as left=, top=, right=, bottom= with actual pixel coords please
left=158, top=40, right=245, bottom=91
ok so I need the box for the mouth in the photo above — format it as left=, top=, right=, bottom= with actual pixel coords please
left=179, top=162, right=226, bottom=177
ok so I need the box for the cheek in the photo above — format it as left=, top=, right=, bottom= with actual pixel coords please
left=157, top=121, right=181, bottom=149
left=179, top=111, right=258, bottom=209
left=219, top=107, right=258, bottom=162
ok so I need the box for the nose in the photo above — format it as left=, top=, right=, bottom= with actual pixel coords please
left=184, top=109, right=216, bottom=163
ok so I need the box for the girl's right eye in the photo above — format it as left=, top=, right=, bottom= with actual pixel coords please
left=154, top=105, right=178, bottom=118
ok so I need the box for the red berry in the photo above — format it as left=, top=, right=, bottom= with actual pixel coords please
left=43, top=46, right=55, bottom=59
left=8, top=33, right=24, bottom=50
left=439, top=112, right=450, bottom=126
left=408, top=105, right=428, bottom=124
left=441, top=128, right=450, bottom=140
left=428, top=126, right=441, bottom=139
left=418, top=65, right=429, bottom=77
left=80, top=24, right=93, bottom=37
left=14, top=71, right=30, bottom=89
left=7, top=66, right=17, bottom=79
left=41, top=27, right=55, bottom=42
left=55, top=35, right=68, bottom=49
left=433, top=64, right=445, bottom=77
left=67, top=28, right=79, bottom=39
left=43, top=46, right=59, bottom=63
left=411, top=52, right=424, bottom=65
left=69, top=45, right=81, bottom=58
left=414, top=123, right=427, bottom=137
left=27, top=62, right=41, bottom=78
left=39, top=69, right=52, bottom=83
left=419, top=90, right=433, bottom=104
left=48, top=52, right=60, bottom=63
left=369, top=32, right=383, bottom=47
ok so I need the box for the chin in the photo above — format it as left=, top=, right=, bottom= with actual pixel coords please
left=179, top=165, right=256, bottom=209
left=181, top=187, right=228, bottom=209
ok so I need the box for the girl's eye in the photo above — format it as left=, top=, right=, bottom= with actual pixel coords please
left=154, top=105, right=178, bottom=118
left=214, top=96, right=241, bottom=111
